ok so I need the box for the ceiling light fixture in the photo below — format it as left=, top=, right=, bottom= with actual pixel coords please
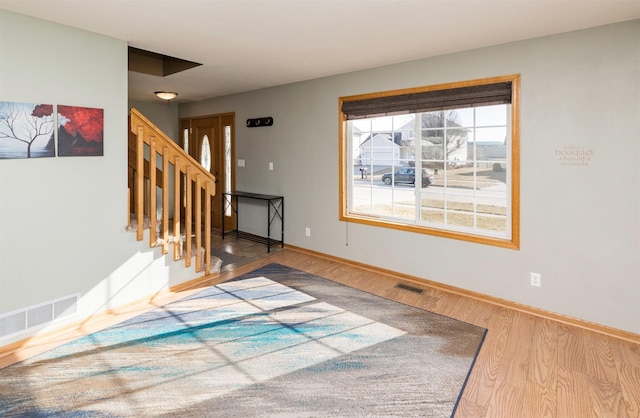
left=155, top=91, right=178, bottom=101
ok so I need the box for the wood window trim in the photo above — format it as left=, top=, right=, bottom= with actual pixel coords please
left=338, top=75, right=520, bottom=250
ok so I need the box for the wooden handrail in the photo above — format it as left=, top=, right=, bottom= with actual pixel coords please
left=128, top=108, right=216, bottom=275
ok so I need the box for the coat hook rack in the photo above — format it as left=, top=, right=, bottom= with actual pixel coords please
left=246, top=117, right=273, bottom=127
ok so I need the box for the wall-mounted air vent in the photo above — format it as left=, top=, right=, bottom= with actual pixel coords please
left=0, top=294, right=79, bottom=340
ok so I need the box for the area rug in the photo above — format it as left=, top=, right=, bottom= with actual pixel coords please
left=0, top=263, right=486, bottom=417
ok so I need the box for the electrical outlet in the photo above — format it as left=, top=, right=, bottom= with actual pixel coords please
left=305, top=227, right=311, bottom=237
left=530, top=272, right=541, bottom=287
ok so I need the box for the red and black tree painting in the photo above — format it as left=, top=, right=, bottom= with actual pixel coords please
left=0, top=101, right=55, bottom=159
left=58, top=105, right=104, bottom=157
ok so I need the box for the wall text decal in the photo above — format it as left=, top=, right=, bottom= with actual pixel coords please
left=555, top=144, right=594, bottom=167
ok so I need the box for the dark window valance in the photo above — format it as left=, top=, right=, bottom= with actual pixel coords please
left=342, top=82, right=512, bottom=120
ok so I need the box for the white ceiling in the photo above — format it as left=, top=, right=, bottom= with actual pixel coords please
left=1, top=0, right=638, bottom=103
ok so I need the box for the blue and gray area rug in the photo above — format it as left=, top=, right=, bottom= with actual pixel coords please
left=0, top=263, right=486, bottom=417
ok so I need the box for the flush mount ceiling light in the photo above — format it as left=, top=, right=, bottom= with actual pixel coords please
left=155, top=91, right=178, bottom=101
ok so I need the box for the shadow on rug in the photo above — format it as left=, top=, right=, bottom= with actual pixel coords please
left=0, top=263, right=486, bottom=417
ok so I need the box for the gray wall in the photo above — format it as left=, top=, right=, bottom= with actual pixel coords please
left=129, top=100, right=179, bottom=141
left=0, top=11, right=196, bottom=345
left=180, top=20, right=640, bottom=334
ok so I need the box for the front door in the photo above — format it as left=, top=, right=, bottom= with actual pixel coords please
left=180, top=114, right=235, bottom=230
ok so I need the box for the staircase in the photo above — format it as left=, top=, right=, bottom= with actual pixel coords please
left=128, top=108, right=217, bottom=275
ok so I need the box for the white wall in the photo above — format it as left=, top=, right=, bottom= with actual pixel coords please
left=0, top=11, right=196, bottom=345
left=180, top=20, right=640, bottom=334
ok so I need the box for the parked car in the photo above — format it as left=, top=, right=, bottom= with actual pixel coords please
left=381, top=167, right=435, bottom=187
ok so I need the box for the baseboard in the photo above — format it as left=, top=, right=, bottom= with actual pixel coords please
left=0, top=270, right=223, bottom=368
left=2, top=246, right=637, bottom=367
left=285, top=244, right=640, bottom=344
left=0, top=251, right=288, bottom=365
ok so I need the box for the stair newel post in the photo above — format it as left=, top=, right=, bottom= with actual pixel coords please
left=162, top=146, right=170, bottom=254
left=135, top=126, right=145, bottom=241
left=185, top=166, right=192, bottom=268
left=173, top=157, right=181, bottom=261
left=149, top=137, right=157, bottom=248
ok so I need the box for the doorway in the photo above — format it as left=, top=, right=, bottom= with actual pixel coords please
left=179, top=113, right=235, bottom=231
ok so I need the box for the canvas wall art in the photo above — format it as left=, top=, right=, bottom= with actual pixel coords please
left=58, top=105, right=104, bottom=157
left=0, top=101, right=55, bottom=159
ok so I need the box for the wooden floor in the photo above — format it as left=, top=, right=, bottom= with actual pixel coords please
left=2, top=238, right=639, bottom=417
left=206, top=239, right=640, bottom=418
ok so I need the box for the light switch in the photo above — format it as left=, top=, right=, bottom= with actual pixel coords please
left=269, top=162, right=274, bottom=171
left=238, top=159, right=245, bottom=167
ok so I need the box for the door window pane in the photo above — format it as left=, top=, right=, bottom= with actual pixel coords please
left=183, top=128, right=189, bottom=153
left=224, top=125, right=232, bottom=216
left=200, top=135, right=211, bottom=171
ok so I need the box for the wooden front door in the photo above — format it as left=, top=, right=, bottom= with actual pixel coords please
left=179, top=114, right=235, bottom=231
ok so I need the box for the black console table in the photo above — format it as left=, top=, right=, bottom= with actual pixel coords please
left=221, top=191, right=284, bottom=252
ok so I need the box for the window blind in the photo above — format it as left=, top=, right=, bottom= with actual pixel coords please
left=342, top=82, right=512, bottom=120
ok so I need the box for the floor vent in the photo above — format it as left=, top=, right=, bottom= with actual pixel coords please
left=395, top=283, right=425, bottom=294
left=0, top=294, right=79, bottom=340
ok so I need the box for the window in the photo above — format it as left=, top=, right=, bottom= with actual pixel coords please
left=182, top=128, right=189, bottom=154
left=224, top=124, right=232, bottom=216
left=339, top=75, right=520, bottom=249
left=200, top=135, right=211, bottom=172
